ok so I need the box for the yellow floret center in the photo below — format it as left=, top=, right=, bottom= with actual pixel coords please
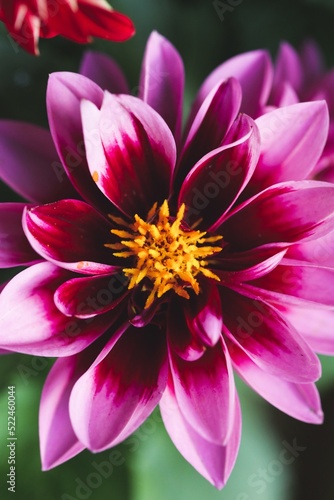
left=106, top=200, right=222, bottom=308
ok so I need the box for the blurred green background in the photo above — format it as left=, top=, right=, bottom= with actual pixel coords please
left=1, top=0, right=334, bottom=498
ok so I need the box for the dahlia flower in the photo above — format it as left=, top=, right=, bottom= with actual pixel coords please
left=0, top=0, right=134, bottom=55
left=1, top=33, right=334, bottom=488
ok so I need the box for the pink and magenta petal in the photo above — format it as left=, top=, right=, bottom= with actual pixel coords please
left=220, top=181, right=334, bottom=251
left=230, top=343, right=323, bottom=424
left=299, top=40, right=324, bottom=86
left=253, top=101, right=329, bottom=187
left=82, top=93, right=176, bottom=217
left=54, top=272, right=128, bottom=318
left=189, top=49, right=273, bottom=120
left=69, top=324, right=167, bottom=451
left=40, top=355, right=88, bottom=470
left=248, top=260, right=334, bottom=308
left=184, top=283, right=223, bottom=348
left=215, top=249, right=287, bottom=285
left=169, top=338, right=236, bottom=445
left=24, top=199, right=116, bottom=274
left=167, top=300, right=206, bottom=362
left=282, top=305, right=334, bottom=355
left=160, top=376, right=241, bottom=489
left=177, top=78, right=242, bottom=185
left=287, top=230, right=334, bottom=267
left=139, top=31, right=184, bottom=145
left=0, top=262, right=116, bottom=356
left=271, top=42, right=303, bottom=104
left=179, top=114, right=260, bottom=230
left=221, top=287, right=321, bottom=383
left=46, top=72, right=109, bottom=212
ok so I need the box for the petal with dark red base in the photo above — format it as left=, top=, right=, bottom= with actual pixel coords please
left=0, top=263, right=117, bottom=356
left=221, top=287, right=321, bottom=383
left=169, top=338, right=235, bottom=445
left=184, top=283, right=223, bottom=348
left=247, top=260, right=334, bottom=308
left=69, top=324, right=167, bottom=451
left=179, top=114, right=260, bottom=230
left=82, top=93, right=176, bottom=217
left=24, top=199, right=116, bottom=274
left=220, top=181, right=334, bottom=251
left=54, top=273, right=129, bottom=318
left=176, top=78, right=241, bottom=186
left=167, top=301, right=206, bottom=362
left=215, top=249, right=286, bottom=285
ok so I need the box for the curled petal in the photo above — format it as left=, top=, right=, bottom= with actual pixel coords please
left=215, top=249, right=287, bottom=284
left=215, top=244, right=288, bottom=273
left=24, top=199, right=117, bottom=274
left=167, top=300, right=206, bottom=362
left=54, top=273, right=129, bottom=318
left=184, top=283, right=223, bottom=348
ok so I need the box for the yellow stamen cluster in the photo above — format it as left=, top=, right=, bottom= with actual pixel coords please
left=106, top=200, right=222, bottom=308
